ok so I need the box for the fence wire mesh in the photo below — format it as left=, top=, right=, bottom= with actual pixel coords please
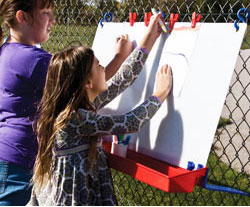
left=44, top=0, right=250, bottom=205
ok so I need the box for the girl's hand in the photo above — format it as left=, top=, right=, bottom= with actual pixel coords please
left=139, top=12, right=166, bottom=52
left=147, top=12, right=165, bottom=40
left=114, top=34, right=133, bottom=60
left=153, top=64, right=173, bottom=102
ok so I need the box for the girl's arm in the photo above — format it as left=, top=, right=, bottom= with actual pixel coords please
left=93, top=13, right=164, bottom=110
left=74, top=95, right=162, bottom=137
left=104, top=53, right=128, bottom=81
left=68, top=63, right=172, bottom=138
left=93, top=47, right=148, bottom=110
left=105, top=35, right=134, bottom=81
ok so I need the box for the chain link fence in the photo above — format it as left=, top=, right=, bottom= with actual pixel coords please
left=44, top=0, right=250, bottom=205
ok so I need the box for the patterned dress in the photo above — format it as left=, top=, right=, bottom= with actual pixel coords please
left=28, top=47, right=162, bottom=206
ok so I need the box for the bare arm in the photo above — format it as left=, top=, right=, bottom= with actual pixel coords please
left=94, top=13, right=165, bottom=110
left=105, top=54, right=127, bottom=81
left=105, top=34, right=133, bottom=81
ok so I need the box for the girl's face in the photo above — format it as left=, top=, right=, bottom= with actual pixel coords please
left=88, top=56, right=107, bottom=96
left=28, top=7, right=55, bottom=45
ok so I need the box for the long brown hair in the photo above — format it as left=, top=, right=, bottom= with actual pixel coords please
left=0, top=0, right=54, bottom=44
left=33, top=46, right=98, bottom=187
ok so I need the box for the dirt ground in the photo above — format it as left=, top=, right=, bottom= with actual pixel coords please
left=212, top=49, right=250, bottom=174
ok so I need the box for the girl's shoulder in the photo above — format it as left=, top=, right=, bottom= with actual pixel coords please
left=1, top=43, right=51, bottom=61
left=0, top=43, right=52, bottom=80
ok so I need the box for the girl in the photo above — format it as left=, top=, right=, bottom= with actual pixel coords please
left=29, top=13, right=172, bottom=205
left=0, top=0, right=133, bottom=205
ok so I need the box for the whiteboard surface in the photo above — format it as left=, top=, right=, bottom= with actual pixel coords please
left=92, top=22, right=246, bottom=169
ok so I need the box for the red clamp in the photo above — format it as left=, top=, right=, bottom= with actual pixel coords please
left=129, top=12, right=137, bottom=26
left=144, top=12, right=152, bottom=27
left=191, top=12, right=202, bottom=28
left=169, top=13, right=179, bottom=33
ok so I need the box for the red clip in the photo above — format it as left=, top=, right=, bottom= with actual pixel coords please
left=144, top=12, right=152, bottom=27
left=169, top=13, right=179, bottom=33
left=191, top=12, right=202, bottom=28
left=129, top=12, right=137, bottom=26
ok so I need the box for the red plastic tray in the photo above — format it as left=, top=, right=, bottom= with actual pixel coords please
left=103, top=141, right=207, bottom=193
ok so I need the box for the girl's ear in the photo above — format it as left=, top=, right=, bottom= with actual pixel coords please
left=16, top=10, right=29, bottom=24
left=85, top=79, right=93, bottom=89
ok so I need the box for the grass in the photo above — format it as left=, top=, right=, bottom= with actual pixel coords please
left=42, top=24, right=97, bottom=53
left=217, top=117, right=232, bottom=129
left=42, top=24, right=250, bottom=53
left=111, top=119, right=249, bottom=205
left=241, top=25, right=250, bottom=50
left=111, top=152, right=250, bottom=205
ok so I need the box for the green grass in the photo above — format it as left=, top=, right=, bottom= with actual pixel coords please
left=42, top=24, right=250, bottom=53
left=111, top=152, right=250, bottom=205
left=241, top=25, right=250, bottom=50
left=217, top=117, right=232, bottom=129
left=42, top=24, right=97, bottom=53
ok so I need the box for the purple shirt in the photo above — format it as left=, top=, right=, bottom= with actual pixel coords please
left=0, top=43, right=51, bottom=169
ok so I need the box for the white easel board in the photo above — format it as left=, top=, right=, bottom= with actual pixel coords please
left=92, top=22, right=247, bottom=169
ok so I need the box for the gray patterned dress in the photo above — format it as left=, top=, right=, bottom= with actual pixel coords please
left=28, top=47, right=162, bottom=206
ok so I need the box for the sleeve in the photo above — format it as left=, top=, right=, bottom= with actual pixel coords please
left=73, top=96, right=161, bottom=136
left=93, top=47, right=149, bottom=110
